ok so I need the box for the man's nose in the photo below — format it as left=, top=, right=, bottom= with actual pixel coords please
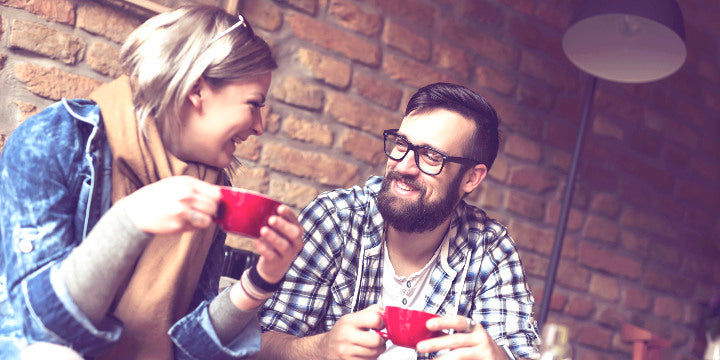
left=393, top=150, right=421, bottom=175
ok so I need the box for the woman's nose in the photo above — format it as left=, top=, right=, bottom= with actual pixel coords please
left=252, top=113, right=264, bottom=136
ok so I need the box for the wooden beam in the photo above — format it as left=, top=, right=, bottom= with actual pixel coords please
left=120, top=0, right=169, bottom=13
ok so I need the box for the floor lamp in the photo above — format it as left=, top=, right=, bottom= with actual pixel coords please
left=536, top=0, right=687, bottom=329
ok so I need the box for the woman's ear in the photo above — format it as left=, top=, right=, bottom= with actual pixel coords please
left=461, top=163, right=488, bottom=194
left=187, top=77, right=206, bottom=110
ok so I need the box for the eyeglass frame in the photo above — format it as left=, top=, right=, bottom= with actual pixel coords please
left=382, top=129, right=480, bottom=176
left=210, top=14, right=250, bottom=44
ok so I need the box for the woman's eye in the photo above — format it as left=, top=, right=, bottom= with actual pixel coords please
left=249, top=101, right=266, bottom=109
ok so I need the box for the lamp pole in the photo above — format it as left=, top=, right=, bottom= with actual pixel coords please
left=536, top=75, right=597, bottom=330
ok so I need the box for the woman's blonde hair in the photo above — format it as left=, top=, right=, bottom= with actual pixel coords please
left=120, top=5, right=277, bottom=147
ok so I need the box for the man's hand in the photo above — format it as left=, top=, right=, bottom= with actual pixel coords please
left=416, top=315, right=510, bottom=360
left=316, top=304, right=387, bottom=360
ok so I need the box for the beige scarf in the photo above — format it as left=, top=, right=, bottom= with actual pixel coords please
left=90, top=76, right=221, bottom=360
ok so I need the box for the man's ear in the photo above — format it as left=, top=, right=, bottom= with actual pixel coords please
left=187, top=77, right=206, bottom=110
left=461, top=163, right=488, bottom=194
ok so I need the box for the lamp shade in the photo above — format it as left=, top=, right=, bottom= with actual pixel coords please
left=562, top=0, right=686, bottom=83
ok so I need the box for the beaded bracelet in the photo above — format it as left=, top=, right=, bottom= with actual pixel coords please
left=248, top=265, right=282, bottom=292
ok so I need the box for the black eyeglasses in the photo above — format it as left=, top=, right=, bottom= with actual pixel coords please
left=383, top=129, right=478, bottom=175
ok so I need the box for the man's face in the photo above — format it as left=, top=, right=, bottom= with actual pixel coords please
left=377, top=109, right=475, bottom=233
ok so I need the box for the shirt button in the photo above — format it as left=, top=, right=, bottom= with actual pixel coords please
left=18, top=239, right=33, bottom=253
left=402, top=298, right=408, bottom=305
left=406, top=281, right=412, bottom=288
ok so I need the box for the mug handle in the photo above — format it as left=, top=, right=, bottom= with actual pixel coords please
left=375, top=330, right=389, bottom=339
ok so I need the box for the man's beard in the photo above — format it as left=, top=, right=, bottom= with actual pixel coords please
left=377, top=170, right=463, bottom=233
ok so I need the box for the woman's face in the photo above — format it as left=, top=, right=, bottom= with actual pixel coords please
left=175, top=72, right=271, bottom=168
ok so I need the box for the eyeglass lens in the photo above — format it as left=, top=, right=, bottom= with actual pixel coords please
left=384, top=133, right=445, bottom=175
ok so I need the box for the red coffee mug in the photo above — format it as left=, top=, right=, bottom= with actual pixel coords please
left=214, top=187, right=282, bottom=238
left=376, top=306, right=442, bottom=348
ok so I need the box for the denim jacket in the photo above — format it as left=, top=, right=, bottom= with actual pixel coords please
left=0, top=99, right=260, bottom=359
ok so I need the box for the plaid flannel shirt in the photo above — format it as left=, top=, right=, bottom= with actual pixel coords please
left=260, top=176, right=540, bottom=359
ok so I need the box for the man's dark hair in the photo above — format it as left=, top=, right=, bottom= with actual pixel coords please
left=404, top=82, right=501, bottom=171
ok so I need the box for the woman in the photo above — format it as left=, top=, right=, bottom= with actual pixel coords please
left=0, top=5, right=303, bottom=360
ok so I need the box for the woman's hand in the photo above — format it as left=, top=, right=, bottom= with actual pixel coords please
left=122, top=176, right=221, bottom=235
left=253, top=205, right=304, bottom=284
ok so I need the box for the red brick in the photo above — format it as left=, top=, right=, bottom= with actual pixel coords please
left=498, top=0, right=534, bottom=15
left=531, top=288, right=567, bottom=313
left=487, top=155, right=508, bottom=182
left=511, top=18, right=565, bottom=62
left=513, top=251, right=546, bottom=277
left=352, top=72, right=403, bottom=111
left=477, top=185, right=504, bottom=210
left=284, top=0, right=317, bottom=15
left=647, top=241, right=681, bottom=267
left=474, top=65, right=516, bottom=96
left=556, top=261, right=590, bottom=291
left=365, top=0, right=435, bottom=29
left=229, top=167, right=268, bottom=193
left=14, top=63, right=102, bottom=100
left=287, top=13, right=380, bottom=66
left=484, top=94, right=542, bottom=139
left=339, top=129, right=385, bottom=166
left=260, top=142, right=359, bottom=187
left=432, top=43, right=471, bottom=79
left=516, top=80, right=554, bottom=111
left=86, top=41, right=122, bottom=78
left=295, top=48, right=351, bottom=88
left=589, top=273, right=620, bottom=301
left=594, top=88, right=643, bottom=124
left=619, top=231, right=650, bottom=256
left=642, top=268, right=693, bottom=296
left=544, top=119, right=578, bottom=151
left=241, top=0, right=283, bottom=31
left=545, top=200, right=584, bottom=232
left=617, top=154, right=675, bottom=192
left=619, top=208, right=680, bottom=239
left=565, top=295, right=595, bottom=318
left=2, top=0, right=75, bottom=25
left=508, top=166, right=559, bottom=194
left=507, top=219, right=554, bottom=254
left=577, top=324, right=614, bottom=350
left=281, top=114, right=333, bottom=147
left=519, top=50, right=577, bottom=90
left=268, top=178, right=319, bottom=209
left=76, top=2, right=141, bottom=44
left=578, top=242, right=643, bottom=280
left=596, top=305, right=625, bottom=328
left=328, top=0, right=382, bottom=36
left=675, top=179, right=720, bottom=212
left=13, top=100, right=39, bottom=122
left=382, top=20, right=430, bottom=61
left=506, top=190, right=545, bottom=220
left=9, top=20, right=85, bottom=65
left=271, top=77, right=325, bottom=110
left=382, top=53, right=454, bottom=88
left=582, top=215, right=619, bottom=244
left=325, top=92, right=400, bottom=135
left=653, top=296, right=683, bottom=322
left=503, top=134, right=542, bottom=162
left=234, top=136, right=261, bottom=161
left=535, top=2, right=572, bottom=30
left=590, top=193, right=620, bottom=218
left=439, top=20, right=518, bottom=67
left=592, top=114, right=624, bottom=141
left=629, top=128, right=661, bottom=157
left=460, top=0, right=503, bottom=28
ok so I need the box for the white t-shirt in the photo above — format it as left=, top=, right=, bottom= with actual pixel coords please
left=377, top=240, right=442, bottom=360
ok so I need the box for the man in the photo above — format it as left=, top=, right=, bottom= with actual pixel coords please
left=257, top=83, right=539, bottom=360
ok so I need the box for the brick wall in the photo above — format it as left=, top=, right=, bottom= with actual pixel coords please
left=1, top=0, right=719, bottom=359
